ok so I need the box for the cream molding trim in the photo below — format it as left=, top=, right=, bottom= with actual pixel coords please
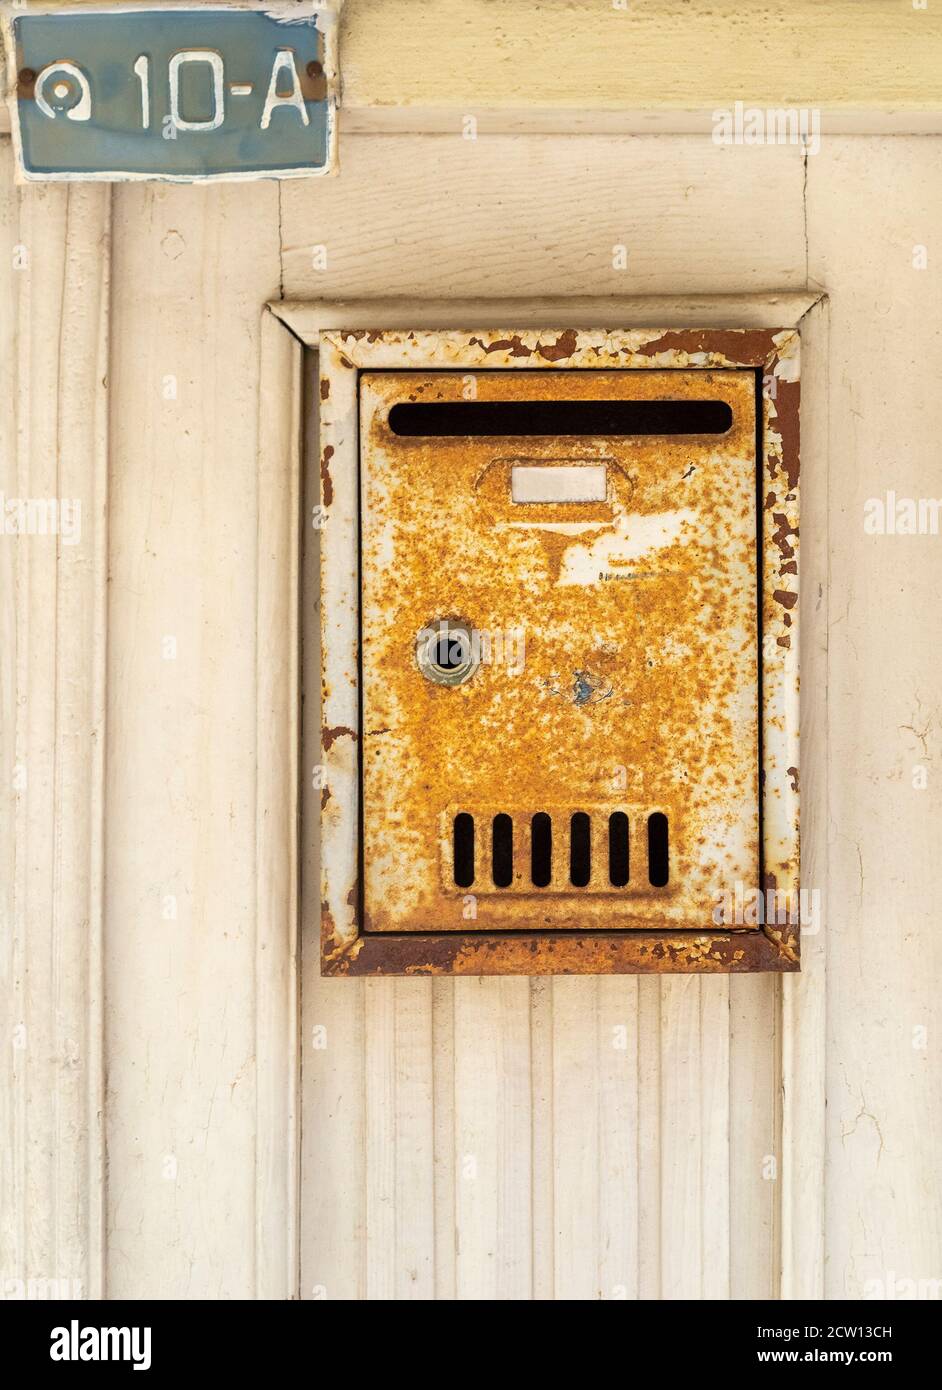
left=270, top=292, right=826, bottom=346
left=2, top=1, right=942, bottom=137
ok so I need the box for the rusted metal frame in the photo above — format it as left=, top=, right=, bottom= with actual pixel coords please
left=318, top=328, right=800, bottom=976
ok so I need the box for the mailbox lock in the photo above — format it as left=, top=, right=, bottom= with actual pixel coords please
left=416, top=619, right=480, bottom=687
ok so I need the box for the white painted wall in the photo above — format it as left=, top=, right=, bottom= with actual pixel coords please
left=2, top=126, right=940, bottom=1300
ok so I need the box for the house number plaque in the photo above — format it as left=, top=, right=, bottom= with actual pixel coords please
left=4, top=6, right=338, bottom=182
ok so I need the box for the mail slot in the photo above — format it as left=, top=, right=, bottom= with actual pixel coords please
left=318, top=328, right=800, bottom=975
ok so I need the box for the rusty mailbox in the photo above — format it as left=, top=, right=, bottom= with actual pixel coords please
left=318, top=330, right=800, bottom=976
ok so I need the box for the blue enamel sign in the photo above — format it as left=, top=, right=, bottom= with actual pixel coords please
left=6, top=7, right=336, bottom=181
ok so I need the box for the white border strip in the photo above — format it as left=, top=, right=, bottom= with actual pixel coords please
left=254, top=307, right=303, bottom=1298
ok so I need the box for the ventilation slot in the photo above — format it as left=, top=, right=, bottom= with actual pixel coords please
left=388, top=398, right=733, bottom=438
left=453, top=813, right=475, bottom=888
left=531, top=812, right=552, bottom=887
left=608, top=812, right=630, bottom=887
left=569, top=812, right=591, bottom=887
left=492, top=813, right=514, bottom=888
left=647, top=812, right=670, bottom=887
left=450, top=808, right=668, bottom=893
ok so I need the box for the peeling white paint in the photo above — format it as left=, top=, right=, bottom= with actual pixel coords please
left=556, top=508, right=697, bottom=585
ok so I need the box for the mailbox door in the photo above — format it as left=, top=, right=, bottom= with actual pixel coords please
left=359, top=369, right=759, bottom=934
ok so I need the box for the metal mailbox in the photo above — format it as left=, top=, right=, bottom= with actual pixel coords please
left=318, top=329, right=801, bottom=976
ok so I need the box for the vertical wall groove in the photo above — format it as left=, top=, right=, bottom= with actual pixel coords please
left=1, top=158, right=110, bottom=1299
